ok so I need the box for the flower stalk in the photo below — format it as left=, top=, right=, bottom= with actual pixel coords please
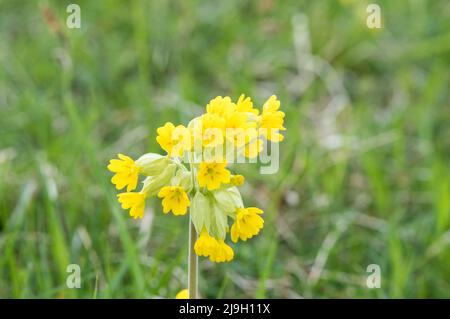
left=188, top=218, right=198, bottom=299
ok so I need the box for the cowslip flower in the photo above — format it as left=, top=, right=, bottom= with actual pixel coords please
left=107, top=94, right=285, bottom=298
left=209, top=240, right=234, bottom=263
left=206, top=96, right=236, bottom=118
left=230, top=207, right=264, bottom=243
left=236, top=94, right=259, bottom=115
left=230, top=174, right=245, bottom=186
left=197, top=161, right=231, bottom=191
left=108, top=154, right=141, bottom=191
left=196, top=113, right=226, bottom=148
left=194, top=229, right=218, bottom=257
left=117, top=192, right=147, bottom=219
left=158, top=186, right=190, bottom=215
left=225, top=114, right=255, bottom=147
left=259, top=95, right=286, bottom=142
left=156, top=122, right=191, bottom=157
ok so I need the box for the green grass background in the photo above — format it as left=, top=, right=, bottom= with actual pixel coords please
left=0, top=0, right=449, bottom=298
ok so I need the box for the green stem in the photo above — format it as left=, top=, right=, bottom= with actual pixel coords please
left=188, top=151, right=198, bottom=299
left=188, top=217, right=198, bottom=299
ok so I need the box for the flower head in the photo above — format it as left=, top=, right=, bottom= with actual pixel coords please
left=194, top=230, right=234, bottom=263
left=206, top=96, right=236, bottom=118
left=108, top=93, right=285, bottom=266
left=157, top=186, right=190, bottom=215
left=243, top=138, right=263, bottom=158
left=194, top=229, right=218, bottom=257
left=259, top=95, right=286, bottom=142
left=117, top=192, right=147, bottom=219
left=225, top=113, right=255, bottom=147
left=236, top=94, right=259, bottom=115
left=197, top=113, right=225, bottom=147
left=209, top=240, right=234, bottom=263
left=197, top=161, right=231, bottom=190
left=230, top=207, right=264, bottom=243
left=108, top=154, right=141, bottom=192
left=156, top=122, right=191, bottom=157
left=230, top=174, right=245, bottom=186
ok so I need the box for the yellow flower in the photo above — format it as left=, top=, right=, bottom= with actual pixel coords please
left=197, top=161, right=231, bottom=190
left=206, top=96, right=236, bottom=118
left=209, top=240, right=234, bottom=263
left=244, top=137, right=263, bottom=158
left=236, top=94, right=259, bottom=115
left=194, top=229, right=218, bottom=257
left=157, top=186, right=190, bottom=215
left=259, top=95, right=286, bottom=142
left=156, top=122, right=191, bottom=157
left=175, top=289, right=189, bottom=299
left=230, top=207, right=264, bottom=243
left=117, top=192, right=147, bottom=219
left=225, top=111, right=249, bottom=129
left=107, top=154, right=141, bottom=192
left=194, top=230, right=233, bottom=263
left=197, top=113, right=225, bottom=147
left=230, top=174, right=245, bottom=186
left=225, top=113, right=254, bottom=147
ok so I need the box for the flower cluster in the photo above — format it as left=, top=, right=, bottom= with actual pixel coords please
left=108, top=95, right=285, bottom=262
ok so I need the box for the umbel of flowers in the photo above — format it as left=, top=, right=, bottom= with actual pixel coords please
left=108, top=95, right=285, bottom=264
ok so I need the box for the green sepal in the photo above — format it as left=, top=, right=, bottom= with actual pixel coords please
left=141, top=163, right=177, bottom=196
left=190, top=191, right=211, bottom=234
left=136, top=153, right=170, bottom=176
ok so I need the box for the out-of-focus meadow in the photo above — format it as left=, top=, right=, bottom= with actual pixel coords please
left=0, top=0, right=449, bottom=298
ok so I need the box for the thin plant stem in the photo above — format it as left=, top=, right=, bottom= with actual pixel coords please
left=188, top=218, right=198, bottom=299
left=188, top=152, right=198, bottom=299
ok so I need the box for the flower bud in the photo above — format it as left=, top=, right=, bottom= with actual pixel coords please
left=141, top=163, right=177, bottom=196
left=171, top=168, right=193, bottom=193
left=213, top=186, right=243, bottom=217
left=230, top=174, right=245, bottom=186
left=135, top=153, right=170, bottom=176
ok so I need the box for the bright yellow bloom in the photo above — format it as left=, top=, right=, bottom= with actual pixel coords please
left=194, top=229, right=218, bottom=257
left=230, top=174, right=245, bottom=186
left=156, top=122, right=191, bottom=157
left=209, top=240, right=234, bottom=263
left=244, top=137, right=263, bottom=158
left=108, top=154, right=141, bottom=192
left=236, top=94, right=259, bottom=115
left=197, top=113, right=225, bottom=147
left=117, top=192, right=147, bottom=219
left=197, top=161, right=231, bottom=190
left=194, top=230, right=234, bottom=263
left=225, top=113, right=255, bottom=147
left=225, top=111, right=249, bottom=129
left=259, top=95, right=286, bottom=142
left=230, top=207, right=264, bottom=243
left=206, top=96, right=236, bottom=118
left=175, top=289, right=189, bottom=299
left=157, top=186, right=190, bottom=215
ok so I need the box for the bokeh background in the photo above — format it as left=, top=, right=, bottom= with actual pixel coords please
left=1, top=0, right=449, bottom=298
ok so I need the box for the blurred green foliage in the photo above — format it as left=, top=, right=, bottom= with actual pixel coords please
left=0, top=0, right=449, bottom=298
